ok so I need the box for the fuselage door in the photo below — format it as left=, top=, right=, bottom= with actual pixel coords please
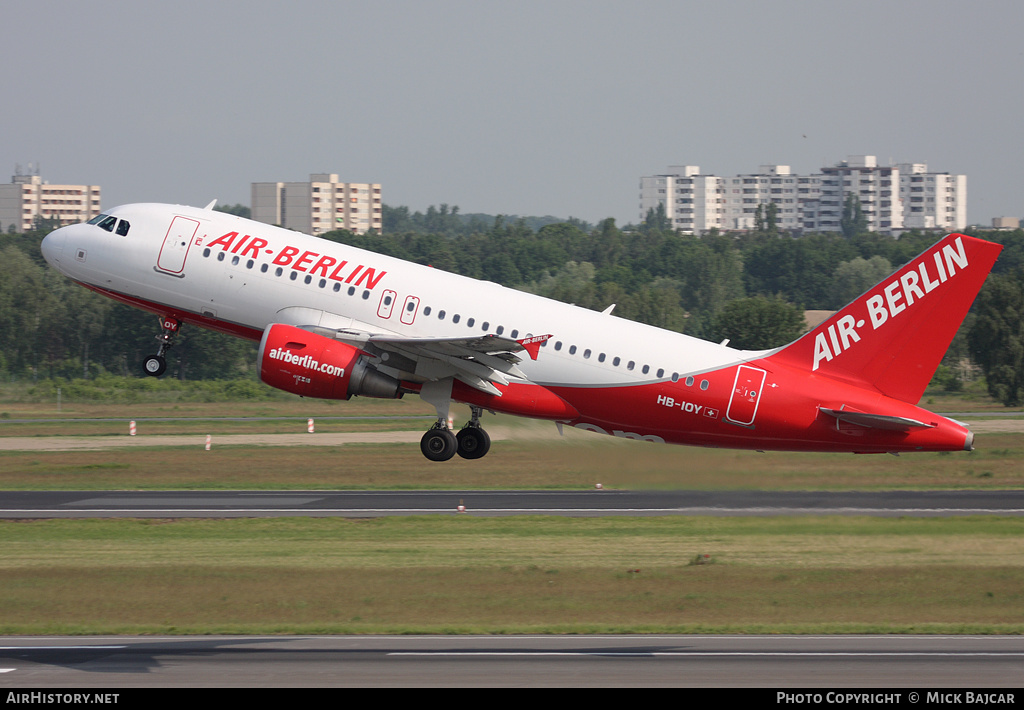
left=726, top=365, right=767, bottom=427
left=157, top=216, right=200, bottom=276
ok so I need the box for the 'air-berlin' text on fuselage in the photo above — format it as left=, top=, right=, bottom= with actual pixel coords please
left=812, top=236, right=969, bottom=371
left=204, top=231, right=387, bottom=289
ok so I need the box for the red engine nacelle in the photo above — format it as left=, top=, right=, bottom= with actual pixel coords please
left=258, top=323, right=401, bottom=400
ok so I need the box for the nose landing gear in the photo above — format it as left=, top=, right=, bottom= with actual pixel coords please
left=142, top=316, right=180, bottom=378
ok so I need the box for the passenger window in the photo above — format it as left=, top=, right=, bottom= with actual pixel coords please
left=115, top=219, right=130, bottom=236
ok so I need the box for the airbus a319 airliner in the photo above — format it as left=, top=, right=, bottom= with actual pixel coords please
left=41, top=202, right=1001, bottom=461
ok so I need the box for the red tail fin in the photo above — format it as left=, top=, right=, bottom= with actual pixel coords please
left=769, top=233, right=1002, bottom=403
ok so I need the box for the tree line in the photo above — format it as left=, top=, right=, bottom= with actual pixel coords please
left=2, top=206, right=1022, bottom=405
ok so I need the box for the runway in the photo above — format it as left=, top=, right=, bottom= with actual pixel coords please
left=2, top=635, right=1022, bottom=687
left=3, top=488, right=1024, bottom=518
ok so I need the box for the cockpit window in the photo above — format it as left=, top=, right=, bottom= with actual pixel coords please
left=88, top=214, right=130, bottom=236
left=96, top=215, right=117, bottom=232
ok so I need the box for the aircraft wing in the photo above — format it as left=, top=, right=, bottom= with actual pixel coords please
left=333, top=329, right=551, bottom=396
left=272, top=306, right=551, bottom=396
left=370, top=333, right=530, bottom=357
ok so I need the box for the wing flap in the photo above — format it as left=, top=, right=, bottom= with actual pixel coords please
left=369, top=333, right=525, bottom=356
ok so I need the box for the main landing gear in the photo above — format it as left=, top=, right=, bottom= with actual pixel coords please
left=142, top=316, right=180, bottom=377
left=419, top=405, right=492, bottom=462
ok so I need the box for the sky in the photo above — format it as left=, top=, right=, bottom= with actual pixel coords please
left=4, top=0, right=1024, bottom=226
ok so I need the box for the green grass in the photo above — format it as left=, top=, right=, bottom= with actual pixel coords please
left=2, top=516, right=1023, bottom=635
left=3, top=390, right=1024, bottom=635
left=0, top=391, right=435, bottom=420
left=3, top=394, right=1023, bottom=491
left=2, top=432, right=1024, bottom=491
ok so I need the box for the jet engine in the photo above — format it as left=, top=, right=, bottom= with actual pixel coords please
left=258, top=323, right=401, bottom=400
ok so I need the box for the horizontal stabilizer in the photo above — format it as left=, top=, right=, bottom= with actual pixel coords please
left=820, top=407, right=935, bottom=432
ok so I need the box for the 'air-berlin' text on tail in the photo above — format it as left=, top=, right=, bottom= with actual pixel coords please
left=769, top=233, right=1003, bottom=403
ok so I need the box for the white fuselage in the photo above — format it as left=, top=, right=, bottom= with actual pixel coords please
left=41, top=203, right=757, bottom=390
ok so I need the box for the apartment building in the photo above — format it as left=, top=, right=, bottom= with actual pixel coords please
left=252, top=173, right=382, bottom=235
left=897, top=162, right=967, bottom=230
left=640, top=156, right=966, bottom=236
left=721, top=165, right=812, bottom=232
left=803, top=155, right=902, bottom=233
left=0, top=172, right=101, bottom=232
left=638, top=165, right=727, bottom=233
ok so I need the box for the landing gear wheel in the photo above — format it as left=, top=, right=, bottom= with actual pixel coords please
left=142, top=355, right=166, bottom=377
left=421, top=428, right=457, bottom=462
left=143, top=316, right=179, bottom=378
left=456, top=427, right=491, bottom=459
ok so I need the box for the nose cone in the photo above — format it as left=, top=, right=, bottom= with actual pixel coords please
left=41, top=227, right=67, bottom=268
